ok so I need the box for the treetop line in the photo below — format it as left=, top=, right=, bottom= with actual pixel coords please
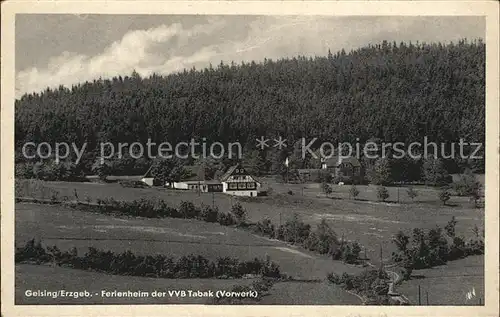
left=15, top=40, right=485, bottom=174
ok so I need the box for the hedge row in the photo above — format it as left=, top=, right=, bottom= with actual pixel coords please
left=249, top=216, right=362, bottom=264
left=88, top=198, right=238, bottom=226
left=327, top=269, right=396, bottom=305
left=392, top=217, right=484, bottom=280
left=15, top=239, right=283, bottom=279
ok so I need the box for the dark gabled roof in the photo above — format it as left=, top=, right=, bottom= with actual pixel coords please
left=324, top=156, right=361, bottom=167
left=219, top=164, right=261, bottom=184
left=142, top=165, right=154, bottom=178
left=220, top=164, right=239, bottom=181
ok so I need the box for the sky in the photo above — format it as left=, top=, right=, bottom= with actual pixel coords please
left=15, top=15, right=484, bottom=97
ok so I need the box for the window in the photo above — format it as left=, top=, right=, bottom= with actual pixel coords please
left=238, top=182, right=246, bottom=189
left=228, top=183, right=237, bottom=190
left=247, top=182, right=256, bottom=189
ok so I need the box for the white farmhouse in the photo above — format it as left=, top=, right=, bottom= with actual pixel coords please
left=220, top=163, right=261, bottom=197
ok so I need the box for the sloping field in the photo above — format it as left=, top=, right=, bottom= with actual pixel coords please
left=15, top=203, right=361, bottom=280
left=29, top=181, right=484, bottom=266
left=396, top=255, right=484, bottom=306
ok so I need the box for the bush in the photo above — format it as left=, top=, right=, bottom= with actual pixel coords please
left=452, top=170, right=481, bottom=197
left=119, top=180, right=149, bottom=188
left=327, top=269, right=391, bottom=304
left=199, top=204, right=219, bottom=223
left=367, top=158, right=392, bottom=186
left=438, top=188, right=451, bottom=205
left=376, top=186, right=389, bottom=202
left=321, top=182, right=332, bottom=195
left=16, top=239, right=283, bottom=280
left=253, top=218, right=275, bottom=238
left=179, top=201, right=199, bottom=219
left=406, top=187, right=418, bottom=201
left=392, top=219, right=484, bottom=274
left=349, top=185, right=360, bottom=199
left=231, top=203, right=247, bottom=224
left=276, top=213, right=311, bottom=244
left=422, top=158, right=451, bottom=186
left=217, top=212, right=236, bottom=226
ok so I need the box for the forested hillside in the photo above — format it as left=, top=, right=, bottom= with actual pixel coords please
left=15, top=39, right=485, bottom=175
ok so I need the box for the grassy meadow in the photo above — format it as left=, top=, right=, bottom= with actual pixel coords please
left=15, top=177, right=485, bottom=305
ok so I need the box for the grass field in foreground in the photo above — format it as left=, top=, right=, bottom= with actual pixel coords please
left=15, top=264, right=360, bottom=305
left=396, top=255, right=484, bottom=306
left=15, top=203, right=361, bottom=280
left=34, top=180, right=484, bottom=266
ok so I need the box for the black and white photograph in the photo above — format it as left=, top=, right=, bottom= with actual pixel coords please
left=1, top=1, right=499, bottom=316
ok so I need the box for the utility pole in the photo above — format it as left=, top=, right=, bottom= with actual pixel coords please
left=212, top=192, right=215, bottom=208
left=418, top=285, right=421, bottom=305
left=426, top=290, right=429, bottom=305
left=379, top=243, right=383, bottom=266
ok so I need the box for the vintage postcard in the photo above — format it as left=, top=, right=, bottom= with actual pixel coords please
left=1, top=1, right=499, bottom=316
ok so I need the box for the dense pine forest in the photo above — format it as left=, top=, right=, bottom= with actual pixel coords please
left=15, top=39, right=485, bottom=178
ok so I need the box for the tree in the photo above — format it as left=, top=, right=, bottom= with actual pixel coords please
left=91, top=159, right=111, bottom=181
left=452, top=169, right=481, bottom=196
left=422, top=158, right=450, bottom=186
left=242, top=150, right=266, bottom=176
left=231, top=203, right=247, bottom=224
left=349, top=185, right=360, bottom=200
left=367, top=157, right=392, bottom=185
left=14, top=42, right=485, bottom=178
left=376, top=186, right=389, bottom=202
left=322, top=182, right=332, bottom=196
left=150, top=158, right=190, bottom=185
left=444, top=216, right=457, bottom=237
left=406, top=187, right=418, bottom=201
left=438, top=188, right=451, bottom=206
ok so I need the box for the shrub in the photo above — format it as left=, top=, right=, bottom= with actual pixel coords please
left=367, top=158, right=392, bottom=186
left=406, top=187, right=418, bottom=201
left=217, top=212, right=236, bottom=226
left=392, top=219, right=484, bottom=274
left=349, top=185, right=360, bottom=200
left=179, top=201, right=199, bottom=219
left=438, top=188, right=451, bottom=205
left=119, top=180, right=149, bottom=188
left=253, top=218, right=275, bottom=238
left=231, top=203, right=247, bottom=224
left=444, top=216, right=457, bottom=237
left=199, top=204, right=219, bottom=223
left=321, top=182, right=332, bottom=195
left=376, top=186, right=389, bottom=202
left=277, top=213, right=311, bottom=244
left=16, top=239, right=283, bottom=280
left=422, top=158, right=451, bottom=186
left=327, top=269, right=391, bottom=304
left=452, top=170, right=481, bottom=197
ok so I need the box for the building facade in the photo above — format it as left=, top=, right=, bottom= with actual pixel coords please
left=220, top=164, right=261, bottom=196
